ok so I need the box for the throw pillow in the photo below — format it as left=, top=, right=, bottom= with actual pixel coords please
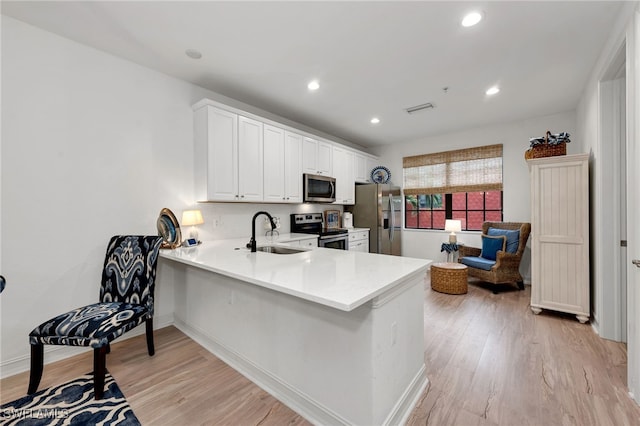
left=481, top=234, right=506, bottom=261
left=487, top=228, right=520, bottom=254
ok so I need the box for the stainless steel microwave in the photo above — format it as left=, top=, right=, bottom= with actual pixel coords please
left=303, top=173, right=336, bottom=203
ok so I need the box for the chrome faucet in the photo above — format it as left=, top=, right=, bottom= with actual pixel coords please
left=247, top=211, right=277, bottom=252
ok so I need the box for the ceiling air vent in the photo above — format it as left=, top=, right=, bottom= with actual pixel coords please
left=405, top=102, right=435, bottom=114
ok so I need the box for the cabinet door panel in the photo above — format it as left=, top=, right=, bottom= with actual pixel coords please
left=238, top=116, right=264, bottom=201
left=207, top=107, right=238, bottom=201
left=318, top=140, right=333, bottom=176
left=355, top=152, right=367, bottom=183
left=302, top=137, right=318, bottom=174
left=284, top=131, right=303, bottom=202
left=263, top=124, right=285, bottom=202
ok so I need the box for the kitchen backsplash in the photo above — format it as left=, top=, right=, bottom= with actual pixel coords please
left=195, top=203, right=344, bottom=241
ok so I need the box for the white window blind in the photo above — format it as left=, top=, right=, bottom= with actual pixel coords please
left=403, top=144, right=503, bottom=195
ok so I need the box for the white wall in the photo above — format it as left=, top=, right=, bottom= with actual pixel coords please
left=0, top=15, right=193, bottom=376
left=373, top=110, right=578, bottom=280
left=0, top=17, right=343, bottom=377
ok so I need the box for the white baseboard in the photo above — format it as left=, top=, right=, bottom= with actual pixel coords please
left=383, top=365, right=429, bottom=426
left=0, top=313, right=174, bottom=380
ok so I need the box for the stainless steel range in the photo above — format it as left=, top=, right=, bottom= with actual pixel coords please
left=290, top=213, right=349, bottom=250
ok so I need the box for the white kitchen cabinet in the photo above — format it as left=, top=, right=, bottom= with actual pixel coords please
left=194, top=105, right=263, bottom=202
left=194, top=98, right=374, bottom=203
left=194, top=105, right=238, bottom=201
left=237, top=116, right=264, bottom=201
left=263, top=124, right=285, bottom=202
left=365, top=155, right=379, bottom=183
left=333, top=146, right=355, bottom=205
left=284, top=131, right=303, bottom=203
left=528, top=154, right=590, bottom=323
left=281, top=236, right=318, bottom=248
left=354, top=152, right=367, bottom=183
left=264, top=126, right=303, bottom=203
left=302, top=137, right=333, bottom=176
left=355, top=152, right=380, bottom=183
left=298, top=237, right=318, bottom=248
left=348, top=229, right=369, bottom=252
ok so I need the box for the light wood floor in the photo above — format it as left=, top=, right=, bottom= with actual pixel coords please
left=2, top=277, right=640, bottom=425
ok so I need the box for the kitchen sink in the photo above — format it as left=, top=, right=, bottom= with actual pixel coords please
left=256, top=246, right=305, bottom=254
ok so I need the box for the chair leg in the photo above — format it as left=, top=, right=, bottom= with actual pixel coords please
left=28, top=343, right=44, bottom=394
left=93, top=346, right=108, bottom=400
left=517, top=281, right=525, bottom=290
left=145, top=318, right=155, bottom=356
left=105, top=343, right=111, bottom=354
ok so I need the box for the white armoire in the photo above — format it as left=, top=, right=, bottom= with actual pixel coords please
left=528, top=153, right=590, bottom=323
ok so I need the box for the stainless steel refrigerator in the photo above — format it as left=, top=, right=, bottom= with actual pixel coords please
left=351, top=184, right=402, bottom=255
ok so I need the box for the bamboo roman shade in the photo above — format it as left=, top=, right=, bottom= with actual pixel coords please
left=403, top=144, right=503, bottom=195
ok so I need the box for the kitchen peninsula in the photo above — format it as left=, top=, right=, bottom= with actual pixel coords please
left=159, top=237, right=430, bottom=425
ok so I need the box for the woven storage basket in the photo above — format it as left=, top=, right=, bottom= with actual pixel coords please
left=525, top=131, right=567, bottom=160
left=430, top=263, right=468, bottom=295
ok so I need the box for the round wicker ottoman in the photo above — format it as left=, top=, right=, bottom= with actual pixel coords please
left=430, top=262, right=468, bottom=294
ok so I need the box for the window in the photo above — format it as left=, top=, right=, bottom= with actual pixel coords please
left=403, top=145, right=503, bottom=230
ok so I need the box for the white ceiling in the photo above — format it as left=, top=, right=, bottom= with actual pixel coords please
left=1, top=1, right=623, bottom=148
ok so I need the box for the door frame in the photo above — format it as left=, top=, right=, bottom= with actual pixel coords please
left=597, top=46, right=626, bottom=342
left=625, top=6, right=640, bottom=404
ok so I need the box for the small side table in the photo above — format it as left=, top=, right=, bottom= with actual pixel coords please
left=430, top=262, right=468, bottom=295
left=441, top=242, right=463, bottom=262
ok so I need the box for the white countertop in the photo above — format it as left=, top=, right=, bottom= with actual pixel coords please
left=159, top=235, right=430, bottom=312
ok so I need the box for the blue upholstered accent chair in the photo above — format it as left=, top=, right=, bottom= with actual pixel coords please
left=28, top=235, right=163, bottom=399
left=459, top=222, right=531, bottom=294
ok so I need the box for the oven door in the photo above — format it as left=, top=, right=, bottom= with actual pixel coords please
left=319, top=234, right=349, bottom=250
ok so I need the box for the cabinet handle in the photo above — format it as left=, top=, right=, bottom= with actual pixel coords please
left=241, top=195, right=245, bottom=198
left=633, top=259, right=640, bottom=268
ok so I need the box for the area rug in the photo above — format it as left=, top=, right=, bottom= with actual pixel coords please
left=0, top=373, right=141, bottom=425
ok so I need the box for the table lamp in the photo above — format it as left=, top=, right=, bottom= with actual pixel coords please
left=182, top=209, right=204, bottom=242
left=445, top=219, right=462, bottom=244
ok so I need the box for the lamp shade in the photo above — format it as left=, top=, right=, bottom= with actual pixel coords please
left=181, top=209, right=204, bottom=227
left=445, top=219, right=462, bottom=233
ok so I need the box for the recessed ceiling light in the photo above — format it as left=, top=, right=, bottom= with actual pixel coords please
left=461, top=12, right=482, bottom=27
left=185, top=49, right=202, bottom=59
left=486, top=86, right=500, bottom=96
left=307, top=80, right=320, bottom=91
left=370, top=117, right=380, bottom=124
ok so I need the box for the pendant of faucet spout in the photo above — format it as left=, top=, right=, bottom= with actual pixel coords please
left=248, top=211, right=277, bottom=252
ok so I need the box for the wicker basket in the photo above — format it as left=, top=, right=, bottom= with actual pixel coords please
left=525, top=131, right=567, bottom=160
left=430, top=263, right=468, bottom=295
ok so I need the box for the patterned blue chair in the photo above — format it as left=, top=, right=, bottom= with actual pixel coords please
left=28, top=235, right=163, bottom=399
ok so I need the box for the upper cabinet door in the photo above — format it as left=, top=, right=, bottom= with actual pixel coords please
left=263, top=124, right=286, bottom=202
left=284, top=131, right=303, bottom=203
left=302, top=137, right=333, bottom=176
left=302, top=136, right=319, bottom=174
left=365, top=155, right=379, bottom=183
left=195, top=105, right=239, bottom=201
left=332, top=146, right=355, bottom=205
left=238, top=116, right=264, bottom=201
left=317, top=140, right=333, bottom=176
left=354, top=152, right=367, bottom=183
